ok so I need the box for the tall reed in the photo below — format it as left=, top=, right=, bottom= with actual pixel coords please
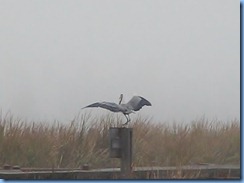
left=0, top=112, right=240, bottom=169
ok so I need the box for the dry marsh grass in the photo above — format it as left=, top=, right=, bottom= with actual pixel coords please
left=0, top=112, right=240, bottom=169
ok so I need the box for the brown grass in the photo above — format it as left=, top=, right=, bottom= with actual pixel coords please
left=0, top=112, right=240, bottom=169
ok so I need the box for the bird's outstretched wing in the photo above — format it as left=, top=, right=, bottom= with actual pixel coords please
left=83, top=102, right=122, bottom=113
left=127, top=96, right=152, bottom=111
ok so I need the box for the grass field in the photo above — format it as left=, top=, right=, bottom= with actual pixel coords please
left=0, top=112, right=240, bottom=170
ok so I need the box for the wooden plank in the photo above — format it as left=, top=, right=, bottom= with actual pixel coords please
left=0, top=165, right=240, bottom=179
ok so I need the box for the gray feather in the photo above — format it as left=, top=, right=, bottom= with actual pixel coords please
left=83, top=102, right=123, bottom=113
left=82, top=95, right=152, bottom=125
left=126, top=96, right=152, bottom=111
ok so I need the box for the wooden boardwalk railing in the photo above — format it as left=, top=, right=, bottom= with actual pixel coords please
left=0, top=164, right=240, bottom=179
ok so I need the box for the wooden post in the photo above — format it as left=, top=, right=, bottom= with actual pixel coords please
left=120, top=128, right=133, bottom=178
left=109, top=128, right=121, bottom=158
left=109, top=127, right=133, bottom=179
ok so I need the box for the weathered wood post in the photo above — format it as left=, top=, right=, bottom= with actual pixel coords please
left=120, top=128, right=133, bottom=178
left=109, top=127, right=133, bottom=178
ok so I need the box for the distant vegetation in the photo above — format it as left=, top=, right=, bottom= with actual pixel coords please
left=0, top=112, right=240, bottom=169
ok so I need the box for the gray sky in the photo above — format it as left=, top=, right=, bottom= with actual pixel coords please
left=0, top=0, right=240, bottom=123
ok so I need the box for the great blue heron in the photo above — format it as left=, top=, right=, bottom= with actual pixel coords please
left=82, top=94, right=152, bottom=125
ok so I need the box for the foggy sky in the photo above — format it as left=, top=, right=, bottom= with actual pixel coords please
left=0, top=0, right=240, bottom=123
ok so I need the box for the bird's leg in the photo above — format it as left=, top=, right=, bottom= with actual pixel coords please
left=122, top=114, right=130, bottom=127
left=128, top=114, right=131, bottom=122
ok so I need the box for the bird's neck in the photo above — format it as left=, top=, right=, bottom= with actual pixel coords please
left=119, top=94, right=123, bottom=104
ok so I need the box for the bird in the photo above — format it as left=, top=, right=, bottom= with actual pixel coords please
left=82, top=94, right=152, bottom=126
